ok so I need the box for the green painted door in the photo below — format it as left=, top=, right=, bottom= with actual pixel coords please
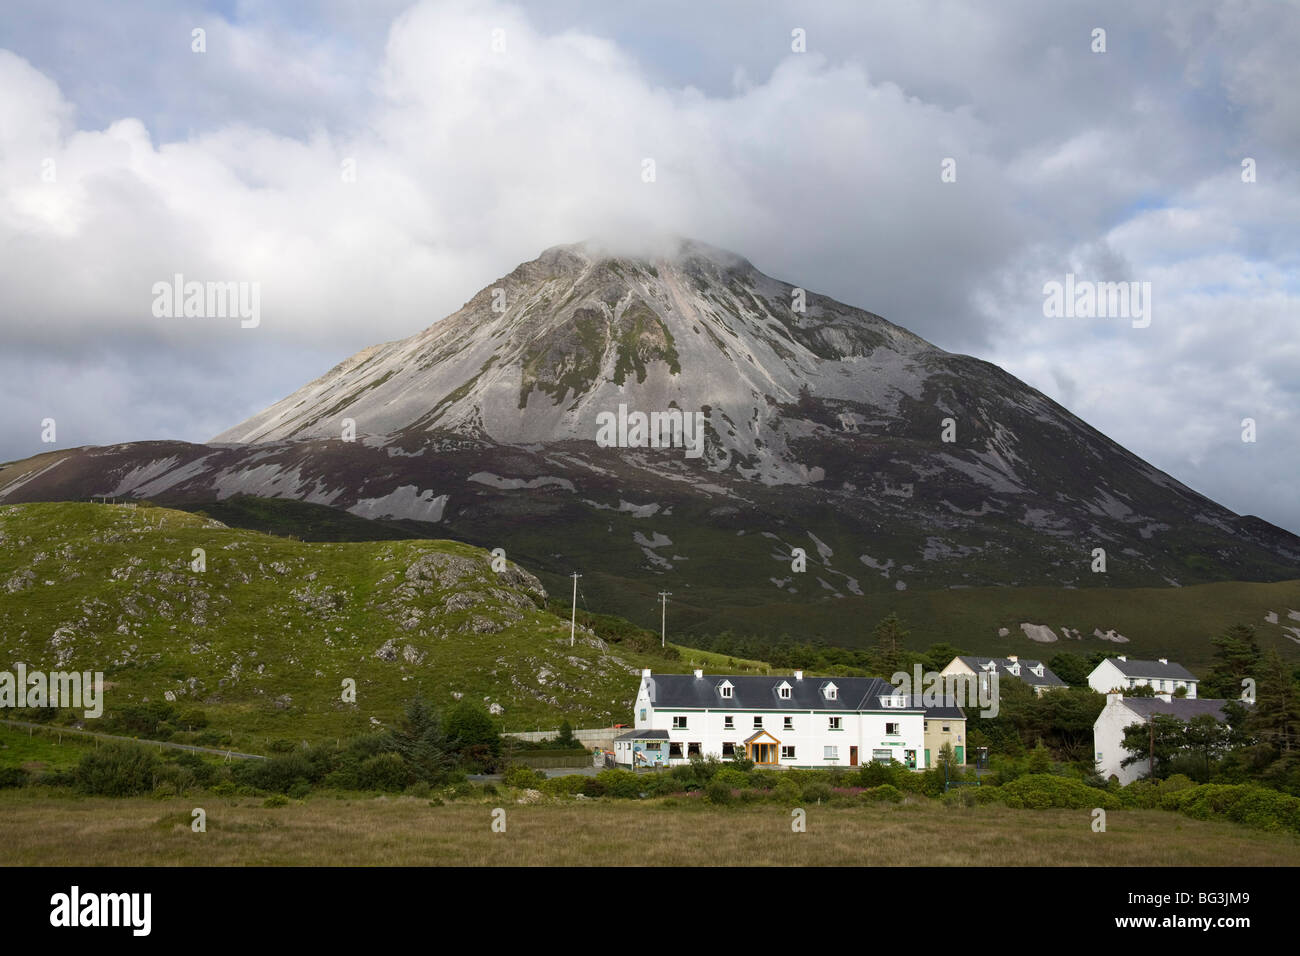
left=955, top=746, right=964, bottom=764
left=924, top=749, right=931, bottom=768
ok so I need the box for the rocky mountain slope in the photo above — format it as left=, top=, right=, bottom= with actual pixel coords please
left=2, top=239, right=1297, bottom=641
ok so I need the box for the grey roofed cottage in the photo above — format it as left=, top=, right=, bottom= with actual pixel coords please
left=643, top=672, right=922, bottom=712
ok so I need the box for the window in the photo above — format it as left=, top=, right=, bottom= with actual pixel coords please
left=941, top=724, right=951, bottom=733
left=885, top=722, right=900, bottom=736
left=753, top=716, right=763, bottom=729
left=669, top=742, right=683, bottom=758
left=687, top=742, right=701, bottom=757
left=645, top=742, right=661, bottom=752
left=828, top=716, right=842, bottom=731
left=778, top=681, right=792, bottom=699
left=824, top=683, right=838, bottom=701
left=824, top=746, right=838, bottom=760
left=783, top=716, right=793, bottom=731
left=723, top=715, right=734, bottom=729
left=672, top=715, right=687, bottom=729
left=639, top=709, right=647, bottom=721
left=720, top=682, right=733, bottom=699
left=872, top=749, right=892, bottom=763
left=722, top=742, right=735, bottom=757
left=781, top=746, right=796, bottom=760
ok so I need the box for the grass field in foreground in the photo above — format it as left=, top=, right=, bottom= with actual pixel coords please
left=2, top=792, right=1298, bottom=866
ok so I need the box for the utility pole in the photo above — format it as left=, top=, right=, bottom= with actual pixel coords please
left=569, top=572, right=581, bottom=647
left=658, top=591, right=672, bottom=647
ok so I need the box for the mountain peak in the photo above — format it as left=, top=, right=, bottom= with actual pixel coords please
left=540, top=236, right=751, bottom=269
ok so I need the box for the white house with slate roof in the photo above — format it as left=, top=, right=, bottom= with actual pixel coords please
left=942, top=655, right=1067, bottom=696
left=617, top=669, right=927, bottom=769
left=1087, top=656, right=1197, bottom=698
left=1094, top=694, right=1239, bottom=784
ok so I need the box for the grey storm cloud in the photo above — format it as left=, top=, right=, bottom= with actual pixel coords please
left=0, top=0, right=1296, bottom=531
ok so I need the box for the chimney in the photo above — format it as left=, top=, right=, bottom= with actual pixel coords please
left=1007, top=655, right=1018, bottom=662
left=1155, top=692, right=1173, bottom=702
left=1106, top=692, right=1122, bottom=706
left=1117, top=655, right=1127, bottom=662
left=693, top=669, right=703, bottom=679
left=642, top=669, right=652, bottom=679
left=794, top=670, right=803, bottom=680
left=1158, top=658, right=1168, bottom=665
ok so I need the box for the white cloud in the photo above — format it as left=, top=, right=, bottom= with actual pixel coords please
left=0, top=0, right=1295, bottom=534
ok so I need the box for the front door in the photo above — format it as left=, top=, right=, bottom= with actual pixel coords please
left=850, top=746, right=858, bottom=767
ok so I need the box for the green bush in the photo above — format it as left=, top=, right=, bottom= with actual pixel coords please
left=864, top=784, right=904, bottom=803
left=235, top=749, right=331, bottom=794
left=1162, top=784, right=1300, bottom=833
left=74, top=743, right=161, bottom=796
left=358, top=753, right=410, bottom=792
left=595, top=769, right=642, bottom=799
left=801, top=782, right=834, bottom=804
left=994, top=774, right=1122, bottom=810
left=263, top=793, right=289, bottom=808
left=712, top=768, right=750, bottom=791
left=0, top=767, right=28, bottom=789
left=504, top=765, right=547, bottom=789
left=772, top=777, right=802, bottom=805
left=705, top=777, right=734, bottom=805
left=540, top=774, right=588, bottom=797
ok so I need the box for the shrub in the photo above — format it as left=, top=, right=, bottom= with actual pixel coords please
left=172, top=751, right=217, bottom=787
left=642, top=772, right=683, bottom=797
left=864, top=784, right=904, bottom=803
left=358, top=753, right=411, bottom=792
left=1163, top=784, right=1300, bottom=833
left=705, top=777, right=734, bottom=805
left=540, top=774, right=589, bottom=797
left=0, top=767, right=28, bottom=789
left=712, top=768, right=750, bottom=791
left=995, top=774, right=1122, bottom=811
left=235, top=749, right=330, bottom=794
left=504, top=765, right=547, bottom=789
left=801, top=782, right=834, bottom=804
left=74, top=743, right=160, bottom=796
left=263, top=793, right=289, bottom=808
left=595, top=769, right=642, bottom=799
left=773, top=777, right=802, bottom=805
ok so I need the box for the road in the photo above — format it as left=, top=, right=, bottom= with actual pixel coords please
left=0, top=718, right=267, bottom=761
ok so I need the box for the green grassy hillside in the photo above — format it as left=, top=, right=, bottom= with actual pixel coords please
left=688, top=579, right=1300, bottom=671
left=0, top=502, right=680, bottom=750
left=169, top=497, right=1300, bottom=670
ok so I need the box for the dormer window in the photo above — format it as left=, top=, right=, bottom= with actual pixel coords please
left=823, top=682, right=838, bottom=701
left=777, top=681, right=792, bottom=700
left=719, top=680, right=734, bottom=699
